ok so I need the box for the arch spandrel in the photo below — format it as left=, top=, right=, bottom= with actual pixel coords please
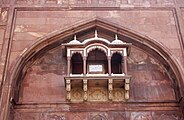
left=2, top=18, right=184, bottom=119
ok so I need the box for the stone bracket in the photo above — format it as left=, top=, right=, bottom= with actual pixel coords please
left=108, top=79, right=113, bottom=100
left=66, top=79, right=71, bottom=101
left=83, top=79, right=88, bottom=101
left=125, top=79, right=130, bottom=100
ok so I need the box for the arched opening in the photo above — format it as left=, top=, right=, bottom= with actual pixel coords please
left=1, top=18, right=183, bottom=119
left=87, top=48, right=108, bottom=74
left=71, top=53, right=83, bottom=74
left=111, top=53, right=123, bottom=74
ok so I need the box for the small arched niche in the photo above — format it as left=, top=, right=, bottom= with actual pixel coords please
left=111, top=53, right=123, bottom=74
left=87, top=48, right=108, bottom=74
left=71, top=53, right=83, bottom=74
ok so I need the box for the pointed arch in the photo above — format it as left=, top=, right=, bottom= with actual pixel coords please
left=1, top=17, right=184, bottom=119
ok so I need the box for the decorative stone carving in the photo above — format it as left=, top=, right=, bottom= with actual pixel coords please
left=125, top=79, right=130, bottom=99
left=40, top=112, right=66, bottom=120
left=89, top=112, right=108, bottom=120
left=109, top=112, right=126, bottom=120
left=88, top=87, right=107, bottom=101
left=134, top=114, right=150, bottom=120
left=66, top=79, right=71, bottom=100
left=70, top=112, right=87, bottom=120
left=113, top=88, right=125, bottom=101
left=131, top=112, right=152, bottom=120
left=158, top=114, right=180, bottom=120
left=0, top=8, right=8, bottom=25
left=46, top=114, right=66, bottom=120
left=83, top=79, right=88, bottom=101
left=71, top=50, right=83, bottom=56
left=68, top=35, right=81, bottom=44
left=108, top=79, right=113, bottom=100
left=91, top=115, right=107, bottom=120
left=72, top=115, right=83, bottom=120
left=111, top=50, right=123, bottom=57
left=71, top=88, right=83, bottom=101
left=63, top=30, right=131, bottom=102
left=86, top=45, right=107, bottom=55
left=111, top=34, right=126, bottom=44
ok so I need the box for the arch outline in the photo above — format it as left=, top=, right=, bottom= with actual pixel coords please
left=1, top=17, right=184, bottom=119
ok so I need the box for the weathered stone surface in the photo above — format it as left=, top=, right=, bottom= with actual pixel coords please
left=0, top=1, right=184, bottom=120
left=14, top=0, right=174, bottom=7
left=13, top=110, right=183, bottom=120
left=20, top=47, right=67, bottom=102
left=0, top=8, right=8, bottom=25
left=0, top=27, right=5, bottom=57
left=18, top=46, right=175, bottom=103
left=0, top=0, right=10, bottom=4
left=0, top=28, right=5, bottom=45
left=11, top=10, right=181, bottom=65
left=11, top=40, right=35, bottom=52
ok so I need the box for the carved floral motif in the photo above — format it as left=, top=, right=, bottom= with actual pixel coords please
left=131, top=112, right=152, bottom=120
left=70, top=113, right=87, bottom=120
left=88, top=88, right=107, bottom=101
left=40, top=112, right=66, bottom=120
left=134, top=114, right=150, bottom=120
left=92, top=115, right=107, bottom=120
left=90, top=112, right=108, bottom=120
left=13, top=111, right=183, bottom=120
left=158, top=114, right=180, bottom=120
left=112, top=88, right=124, bottom=101
left=71, top=88, right=83, bottom=101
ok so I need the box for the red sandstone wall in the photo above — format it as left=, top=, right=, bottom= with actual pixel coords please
left=11, top=10, right=181, bottom=64
left=19, top=46, right=175, bottom=103
left=0, top=0, right=184, bottom=120
left=0, top=7, right=8, bottom=86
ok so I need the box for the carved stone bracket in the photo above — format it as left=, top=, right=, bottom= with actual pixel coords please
left=83, top=79, right=88, bottom=101
left=66, top=79, right=71, bottom=101
left=108, top=79, right=113, bottom=100
left=125, top=79, right=130, bottom=100
left=64, top=76, right=131, bottom=102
